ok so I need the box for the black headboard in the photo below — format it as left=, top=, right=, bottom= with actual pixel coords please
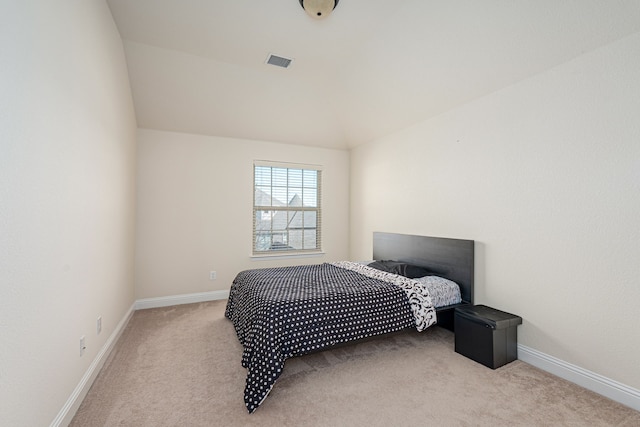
left=372, top=232, right=475, bottom=304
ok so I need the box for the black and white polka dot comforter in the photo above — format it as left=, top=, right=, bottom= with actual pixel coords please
left=225, top=261, right=437, bottom=413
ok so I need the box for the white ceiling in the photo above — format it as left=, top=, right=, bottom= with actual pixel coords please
left=107, top=0, right=640, bottom=149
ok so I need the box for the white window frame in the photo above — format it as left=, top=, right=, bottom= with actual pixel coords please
left=252, top=161, right=322, bottom=256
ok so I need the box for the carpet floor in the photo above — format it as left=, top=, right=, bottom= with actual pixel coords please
left=70, top=301, right=640, bottom=426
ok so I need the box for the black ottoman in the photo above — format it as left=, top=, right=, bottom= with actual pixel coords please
left=454, top=304, right=522, bottom=369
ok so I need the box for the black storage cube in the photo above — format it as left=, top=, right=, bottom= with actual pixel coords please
left=454, top=305, right=522, bottom=369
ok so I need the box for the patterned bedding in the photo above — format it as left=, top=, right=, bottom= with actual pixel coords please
left=225, top=261, right=438, bottom=413
left=413, top=275, right=462, bottom=308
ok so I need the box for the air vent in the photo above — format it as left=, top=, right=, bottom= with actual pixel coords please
left=266, top=54, right=293, bottom=69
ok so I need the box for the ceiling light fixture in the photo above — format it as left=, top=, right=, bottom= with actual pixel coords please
left=299, top=0, right=339, bottom=19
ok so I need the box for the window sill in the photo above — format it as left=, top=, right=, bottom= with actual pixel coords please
left=250, top=251, right=325, bottom=261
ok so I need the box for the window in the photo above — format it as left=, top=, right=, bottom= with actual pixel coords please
left=253, top=161, right=322, bottom=255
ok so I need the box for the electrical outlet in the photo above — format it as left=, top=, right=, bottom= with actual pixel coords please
left=209, top=271, right=217, bottom=280
left=80, top=336, right=86, bottom=357
left=97, top=316, right=102, bottom=335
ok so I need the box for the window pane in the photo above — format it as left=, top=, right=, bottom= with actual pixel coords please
left=303, top=170, right=317, bottom=188
left=287, top=210, right=301, bottom=229
left=269, top=230, right=289, bottom=250
left=271, top=210, right=287, bottom=230
left=255, top=186, right=272, bottom=206
left=272, top=168, right=287, bottom=187
left=254, top=166, right=271, bottom=186
left=288, top=188, right=302, bottom=206
left=254, top=210, right=272, bottom=251
left=255, top=210, right=271, bottom=230
left=302, top=191, right=317, bottom=207
left=254, top=232, right=271, bottom=252
left=272, top=187, right=287, bottom=206
left=288, top=229, right=303, bottom=250
left=253, top=163, right=321, bottom=254
left=303, top=211, right=317, bottom=228
left=303, top=230, right=317, bottom=249
left=288, top=169, right=303, bottom=187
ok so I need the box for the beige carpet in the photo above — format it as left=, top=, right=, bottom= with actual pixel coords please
left=70, top=301, right=639, bottom=426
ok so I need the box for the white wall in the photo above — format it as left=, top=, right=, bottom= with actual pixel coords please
left=350, top=32, right=640, bottom=390
left=0, top=1, right=137, bottom=426
left=135, top=129, right=350, bottom=299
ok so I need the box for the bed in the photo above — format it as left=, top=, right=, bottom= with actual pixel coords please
left=225, top=232, right=474, bottom=413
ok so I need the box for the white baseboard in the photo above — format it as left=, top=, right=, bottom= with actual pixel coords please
left=134, top=290, right=230, bottom=310
left=518, top=344, right=640, bottom=411
left=50, top=303, right=135, bottom=427
left=51, top=291, right=230, bottom=426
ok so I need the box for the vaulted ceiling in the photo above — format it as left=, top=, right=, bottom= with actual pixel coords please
left=107, top=0, right=640, bottom=149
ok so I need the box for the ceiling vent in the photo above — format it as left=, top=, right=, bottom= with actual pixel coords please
left=266, top=54, right=293, bottom=69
